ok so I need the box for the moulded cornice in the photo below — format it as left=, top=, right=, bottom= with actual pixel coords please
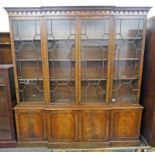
left=4, top=6, right=151, bottom=16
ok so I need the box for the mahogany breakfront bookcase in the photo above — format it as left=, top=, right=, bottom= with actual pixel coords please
left=5, top=6, right=150, bottom=148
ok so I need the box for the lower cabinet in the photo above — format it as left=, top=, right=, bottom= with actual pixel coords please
left=14, top=106, right=143, bottom=147
left=15, top=109, right=46, bottom=141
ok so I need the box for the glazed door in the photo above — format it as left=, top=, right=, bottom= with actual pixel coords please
left=46, top=18, right=76, bottom=104
left=80, top=17, right=111, bottom=104
left=0, top=72, right=11, bottom=140
left=12, top=18, right=44, bottom=103
left=112, top=17, right=145, bottom=103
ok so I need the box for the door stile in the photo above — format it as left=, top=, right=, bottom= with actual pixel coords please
left=108, top=16, right=115, bottom=103
left=9, top=19, right=20, bottom=104
left=75, top=16, right=81, bottom=104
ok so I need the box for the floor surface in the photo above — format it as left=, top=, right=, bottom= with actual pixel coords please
left=0, top=137, right=154, bottom=152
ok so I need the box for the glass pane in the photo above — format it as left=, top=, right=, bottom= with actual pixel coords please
left=81, top=19, right=109, bottom=103
left=47, top=19, right=76, bottom=104
left=12, top=20, right=44, bottom=102
left=112, top=19, right=144, bottom=103
left=0, top=76, right=11, bottom=139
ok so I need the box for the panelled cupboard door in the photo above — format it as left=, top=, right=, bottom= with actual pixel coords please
left=15, top=109, right=46, bottom=141
left=110, top=108, right=142, bottom=140
left=47, top=110, right=78, bottom=142
left=80, top=110, right=110, bottom=142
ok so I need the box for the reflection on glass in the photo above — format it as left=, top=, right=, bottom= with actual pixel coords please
left=81, top=19, right=109, bottom=103
left=113, top=19, right=144, bottom=103
left=12, top=20, right=44, bottom=102
left=47, top=19, right=76, bottom=104
left=18, top=80, right=44, bottom=102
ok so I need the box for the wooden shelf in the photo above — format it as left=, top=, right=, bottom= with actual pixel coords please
left=81, top=38, right=109, bottom=40
left=17, top=76, right=138, bottom=83
left=116, top=37, right=142, bottom=40
left=49, top=59, right=75, bottom=62
left=115, top=58, right=140, bottom=61
left=0, top=32, right=12, bottom=64
left=50, top=78, right=75, bottom=81
left=48, top=58, right=108, bottom=62
left=0, top=84, right=5, bottom=86
left=16, top=58, right=139, bottom=62
left=0, top=43, right=11, bottom=46
left=50, top=78, right=107, bottom=81
left=82, top=59, right=107, bottom=61
left=19, top=89, right=44, bottom=93
left=133, top=89, right=138, bottom=91
left=18, top=78, right=43, bottom=81
left=16, top=49, right=41, bottom=52
left=18, top=96, right=44, bottom=102
left=48, top=38, right=108, bottom=41
left=14, top=39, right=40, bottom=41
left=48, top=38, right=75, bottom=41
left=114, top=76, right=139, bottom=80
left=82, top=78, right=107, bottom=81
left=81, top=37, right=142, bottom=40
left=16, top=59, right=42, bottom=62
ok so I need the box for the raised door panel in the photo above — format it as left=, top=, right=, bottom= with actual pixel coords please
left=80, top=110, right=110, bottom=142
left=110, top=108, right=142, bottom=140
left=47, top=111, right=78, bottom=142
left=16, top=109, right=46, bottom=141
